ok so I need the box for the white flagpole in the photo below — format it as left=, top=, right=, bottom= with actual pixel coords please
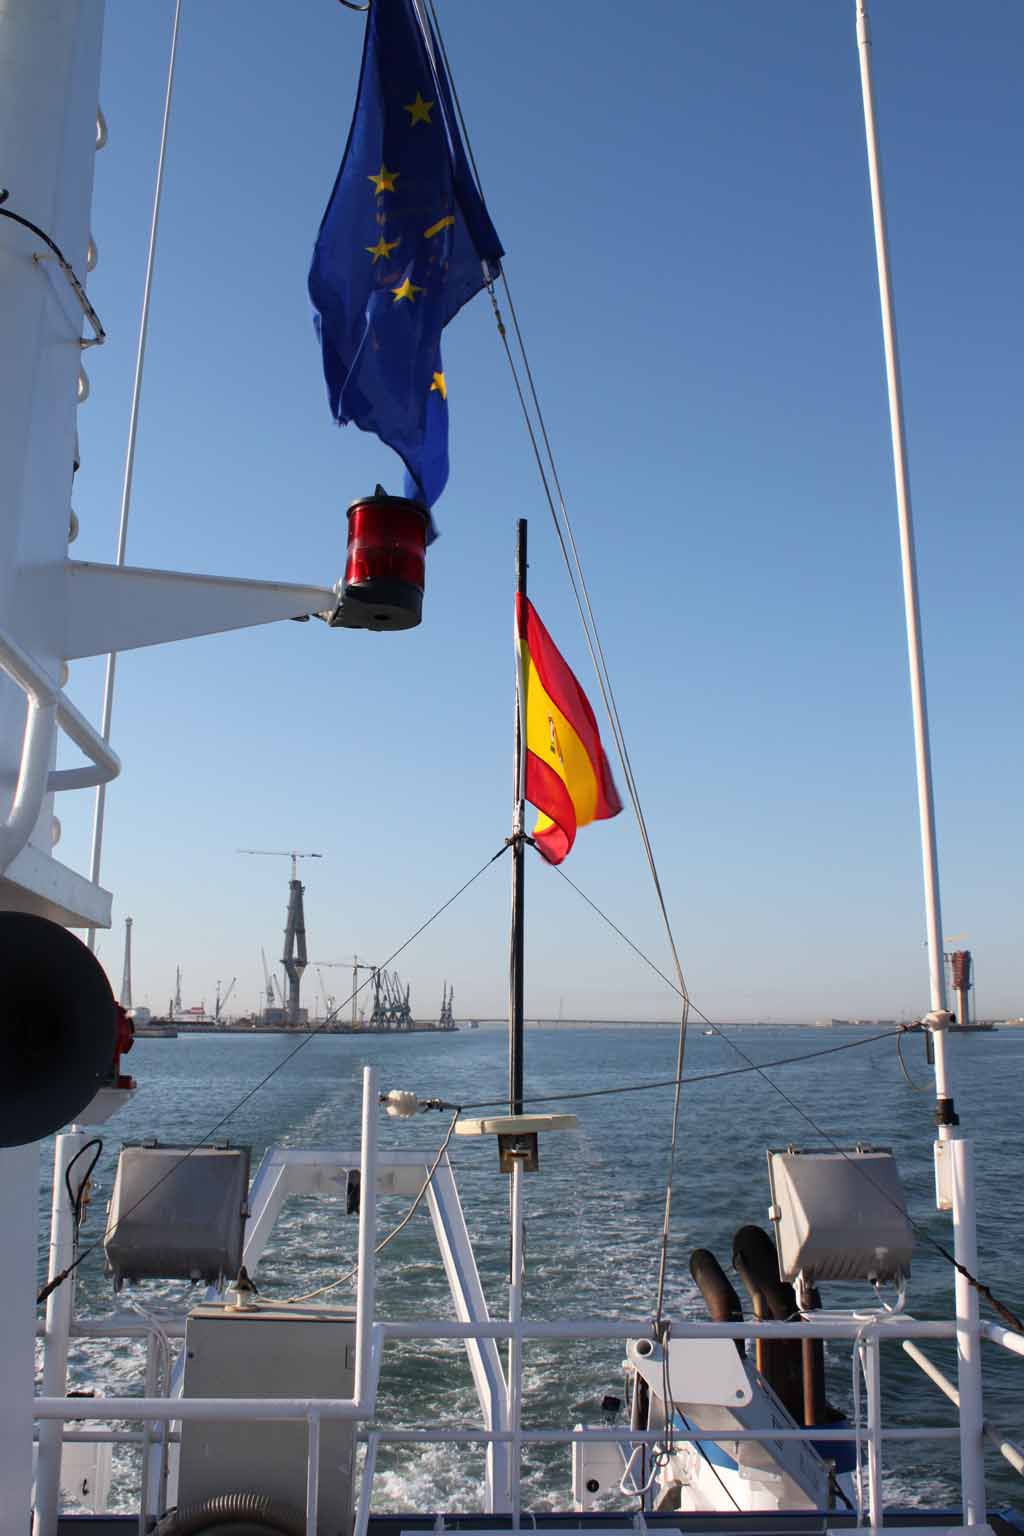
left=854, top=4, right=949, bottom=1034
left=855, top=6, right=985, bottom=1521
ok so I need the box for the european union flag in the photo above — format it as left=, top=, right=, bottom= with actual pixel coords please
left=309, top=0, right=504, bottom=526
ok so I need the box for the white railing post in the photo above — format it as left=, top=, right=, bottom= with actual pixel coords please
left=305, top=1409, right=321, bottom=1536
left=508, top=1160, right=524, bottom=1528
left=34, top=1129, right=87, bottom=1536
left=354, top=1432, right=379, bottom=1536
left=951, top=1138, right=986, bottom=1524
left=354, top=1067, right=378, bottom=1410
left=864, top=1331, right=884, bottom=1526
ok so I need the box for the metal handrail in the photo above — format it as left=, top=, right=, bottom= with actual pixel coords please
left=905, top=1335, right=1024, bottom=1478
left=0, top=626, right=120, bottom=875
left=32, top=1309, right=981, bottom=1536
left=982, top=1321, right=1024, bottom=1357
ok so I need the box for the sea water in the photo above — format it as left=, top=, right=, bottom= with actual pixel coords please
left=37, top=1024, right=1024, bottom=1516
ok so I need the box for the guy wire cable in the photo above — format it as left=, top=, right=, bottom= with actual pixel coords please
left=430, top=7, right=1024, bottom=1332
left=86, top=0, right=183, bottom=950
left=536, top=856, right=1024, bottom=1332
left=423, top=0, right=691, bottom=1332
left=37, top=842, right=510, bottom=1305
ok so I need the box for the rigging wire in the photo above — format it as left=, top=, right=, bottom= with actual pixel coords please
left=537, top=857, right=1024, bottom=1334
left=455, top=1031, right=900, bottom=1112
left=281, top=1110, right=461, bottom=1305
left=421, top=0, right=1024, bottom=1347
left=86, top=0, right=182, bottom=948
left=36, top=844, right=509, bottom=1306
left=422, top=0, right=1024, bottom=1368
left=422, top=0, right=690, bottom=1332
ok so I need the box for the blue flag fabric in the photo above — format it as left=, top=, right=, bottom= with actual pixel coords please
left=309, top=0, right=504, bottom=519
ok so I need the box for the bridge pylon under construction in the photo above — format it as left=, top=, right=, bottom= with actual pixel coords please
left=239, top=849, right=323, bottom=1026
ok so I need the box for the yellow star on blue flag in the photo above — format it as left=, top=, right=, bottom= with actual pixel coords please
left=309, top=0, right=503, bottom=529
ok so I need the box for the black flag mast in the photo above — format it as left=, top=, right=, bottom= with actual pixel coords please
left=509, top=518, right=527, bottom=1118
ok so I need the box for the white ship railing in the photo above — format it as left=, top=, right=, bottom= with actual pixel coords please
left=35, top=1304, right=1024, bottom=1536
left=0, top=628, right=120, bottom=875
left=32, top=1071, right=1024, bottom=1536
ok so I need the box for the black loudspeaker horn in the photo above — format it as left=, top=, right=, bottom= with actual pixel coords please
left=0, top=912, right=118, bottom=1147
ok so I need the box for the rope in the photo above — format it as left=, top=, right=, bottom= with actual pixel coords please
left=36, top=844, right=509, bottom=1305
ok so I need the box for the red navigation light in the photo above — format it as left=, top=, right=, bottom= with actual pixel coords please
left=331, top=493, right=429, bottom=631
left=113, top=1004, right=135, bottom=1089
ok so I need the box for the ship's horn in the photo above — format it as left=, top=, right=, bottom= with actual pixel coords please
left=0, top=912, right=117, bottom=1147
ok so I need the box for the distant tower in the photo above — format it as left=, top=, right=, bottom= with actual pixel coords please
left=174, top=965, right=182, bottom=1017
left=282, top=856, right=308, bottom=1027
left=239, top=851, right=322, bottom=1027
left=120, top=917, right=133, bottom=1009
left=951, top=949, right=972, bottom=1028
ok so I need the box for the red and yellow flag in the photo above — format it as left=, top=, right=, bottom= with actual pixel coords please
left=516, top=595, right=622, bottom=864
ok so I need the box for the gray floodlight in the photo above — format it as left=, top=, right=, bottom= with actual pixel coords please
left=767, top=1146, right=913, bottom=1285
left=104, top=1143, right=250, bottom=1288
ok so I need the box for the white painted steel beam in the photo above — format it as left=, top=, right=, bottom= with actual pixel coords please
left=64, top=562, right=337, bottom=659
left=951, top=1138, right=987, bottom=1524
left=34, top=1132, right=87, bottom=1536
left=428, top=1162, right=511, bottom=1512
left=0, top=842, right=111, bottom=928
left=1, top=1144, right=39, bottom=1536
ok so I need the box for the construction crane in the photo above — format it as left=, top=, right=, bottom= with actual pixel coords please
left=240, top=850, right=323, bottom=1026
left=260, top=947, right=278, bottom=1018
left=311, top=956, right=377, bottom=1030
left=214, top=977, right=237, bottom=1022
left=316, top=968, right=336, bottom=1023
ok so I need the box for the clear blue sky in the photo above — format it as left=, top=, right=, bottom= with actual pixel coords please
left=63, top=1, right=1022, bottom=1022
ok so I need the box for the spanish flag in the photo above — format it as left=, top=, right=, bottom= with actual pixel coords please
left=516, top=595, right=623, bottom=864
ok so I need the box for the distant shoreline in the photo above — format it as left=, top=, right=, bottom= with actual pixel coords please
left=135, top=1017, right=1020, bottom=1035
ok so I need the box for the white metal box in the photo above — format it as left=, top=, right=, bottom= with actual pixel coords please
left=179, top=1304, right=356, bottom=1534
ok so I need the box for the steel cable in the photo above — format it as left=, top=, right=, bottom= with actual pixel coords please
left=36, top=844, right=509, bottom=1305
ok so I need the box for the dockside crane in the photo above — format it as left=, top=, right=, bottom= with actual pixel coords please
left=240, top=850, right=323, bottom=1026
left=260, top=947, right=278, bottom=1018
left=214, top=977, right=237, bottom=1022
left=368, top=967, right=415, bottom=1030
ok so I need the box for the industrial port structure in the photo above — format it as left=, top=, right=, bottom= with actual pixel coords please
left=117, top=855, right=459, bottom=1033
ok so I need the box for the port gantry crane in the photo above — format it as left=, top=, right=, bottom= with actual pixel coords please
left=240, top=850, right=323, bottom=1026
left=368, top=967, right=415, bottom=1031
